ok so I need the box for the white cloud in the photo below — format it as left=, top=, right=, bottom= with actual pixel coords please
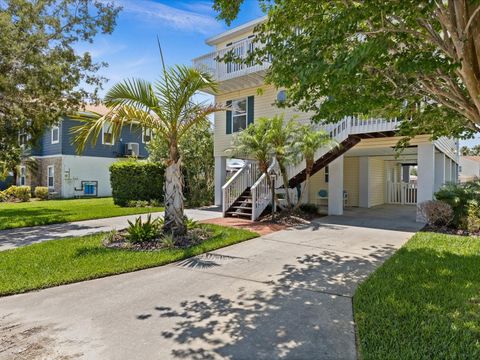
left=115, top=0, right=223, bottom=34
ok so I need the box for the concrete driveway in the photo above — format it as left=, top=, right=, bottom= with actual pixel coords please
left=0, top=205, right=422, bottom=360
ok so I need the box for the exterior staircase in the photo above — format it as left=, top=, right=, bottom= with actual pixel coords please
left=225, top=188, right=253, bottom=218
left=222, top=116, right=401, bottom=220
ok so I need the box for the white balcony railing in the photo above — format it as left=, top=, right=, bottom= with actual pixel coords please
left=193, top=38, right=270, bottom=82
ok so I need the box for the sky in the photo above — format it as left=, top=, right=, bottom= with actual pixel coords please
left=81, top=0, right=479, bottom=148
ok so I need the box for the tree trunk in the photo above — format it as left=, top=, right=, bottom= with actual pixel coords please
left=163, top=159, right=186, bottom=236
left=278, top=160, right=292, bottom=208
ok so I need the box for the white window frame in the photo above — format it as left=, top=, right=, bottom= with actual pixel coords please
left=47, top=165, right=55, bottom=189
left=19, top=166, right=26, bottom=186
left=231, top=97, right=248, bottom=133
left=102, top=123, right=114, bottom=145
left=51, top=125, right=60, bottom=144
left=142, top=128, right=152, bottom=144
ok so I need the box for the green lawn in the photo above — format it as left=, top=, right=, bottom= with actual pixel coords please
left=0, top=197, right=164, bottom=230
left=0, top=224, right=258, bottom=296
left=354, top=232, right=480, bottom=359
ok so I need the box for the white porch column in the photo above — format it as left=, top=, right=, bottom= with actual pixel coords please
left=328, top=155, right=344, bottom=215
left=451, top=160, right=457, bottom=183
left=445, top=158, right=452, bottom=182
left=434, top=152, right=445, bottom=191
left=358, top=157, right=370, bottom=208
left=417, top=143, right=435, bottom=221
left=214, top=156, right=227, bottom=206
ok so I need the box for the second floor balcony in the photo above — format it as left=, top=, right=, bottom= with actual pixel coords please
left=192, top=37, right=270, bottom=94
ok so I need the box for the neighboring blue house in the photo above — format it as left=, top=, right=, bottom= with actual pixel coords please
left=20, top=105, right=150, bottom=198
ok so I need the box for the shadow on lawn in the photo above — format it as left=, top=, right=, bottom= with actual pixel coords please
left=136, top=243, right=398, bottom=359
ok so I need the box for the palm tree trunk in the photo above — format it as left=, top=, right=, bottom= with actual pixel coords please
left=278, top=161, right=292, bottom=208
left=163, top=158, right=186, bottom=236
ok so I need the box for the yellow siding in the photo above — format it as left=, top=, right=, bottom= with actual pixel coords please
left=344, top=157, right=359, bottom=206
left=368, top=158, right=385, bottom=206
left=214, top=84, right=313, bottom=157
left=307, top=157, right=359, bottom=206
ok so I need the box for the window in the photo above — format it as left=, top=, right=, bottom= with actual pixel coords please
left=324, top=166, right=329, bottom=183
left=47, top=165, right=54, bottom=188
left=19, top=166, right=26, bottom=186
left=102, top=123, right=114, bottom=145
left=19, top=131, right=28, bottom=146
left=232, top=98, right=247, bottom=133
left=51, top=126, right=59, bottom=144
left=142, top=128, right=152, bottom=144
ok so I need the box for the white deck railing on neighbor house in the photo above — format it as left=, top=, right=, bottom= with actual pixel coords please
left=192, top=38, right=270, bottom=82
left=223, top=116, right=402, bottom=220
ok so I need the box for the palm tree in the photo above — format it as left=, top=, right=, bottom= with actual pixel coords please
left=229, top=117, right=273, bottom=184
left=294, top=124, right=336, bottom=206
left=72, top=61, right=221, bottom=236
left=266, top=114, right=298, bottom=208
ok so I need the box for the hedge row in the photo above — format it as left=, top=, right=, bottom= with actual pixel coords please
left=110, top=161, right=165, bottom=206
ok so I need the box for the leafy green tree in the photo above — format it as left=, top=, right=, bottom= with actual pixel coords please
left=214, top=0, right=480, bottom=139
left=461, top=144, right=480, bottom=156
left=149, top=121, right=215, bottom=207
left=293, top=124, right=334, bottom=206
left=73, top=63, right=221, bottom=236
left=0, top=0, right=120, bottom=169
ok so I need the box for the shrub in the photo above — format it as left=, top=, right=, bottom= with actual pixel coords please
left=5, top=186, right=31, bottom=202
left=299, top=203, right=318, bottom=214
left=418, top=200, right=454, bottom=227
left=0, top=191, right=7, bottom=202
left=126, top=200, right=150, bottom=208
left=435, top=180, right=480, bottom=227
left=34, top=186, right=49, bottom=200
left=110, top=161, right=165, bottom=207
left=160, top=233, right=176, bottom=249
left=184, top=216, right=198, bottom=230
left=466, top=202, right=480, bottom=233
left=125, top=215, right=161, bottom=243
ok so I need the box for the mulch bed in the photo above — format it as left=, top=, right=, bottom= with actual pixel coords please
left=421, top=225, right=480, bottom=237
left=103, top=227, right=212, bottom=251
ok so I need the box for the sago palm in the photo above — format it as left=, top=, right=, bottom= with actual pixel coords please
left=266, top=114, right=298, bottom=208
left=294, top=124, right=336, bottom=206
left=72, top=62, right=221, bottom=236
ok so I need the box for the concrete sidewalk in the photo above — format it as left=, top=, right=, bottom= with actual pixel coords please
left=0, top=207, right=222, bottom=251
left=0, top=205, right=422, bottom=359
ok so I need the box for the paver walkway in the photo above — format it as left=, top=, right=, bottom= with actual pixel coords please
left=0, top=205, right=423, bottom=359
left=0, top=207, right=222, bottom=251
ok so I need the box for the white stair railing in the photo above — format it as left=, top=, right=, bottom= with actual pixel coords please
left=251, top=160, right=279, bottom=220
left=222, top=162, right=260, bottom=216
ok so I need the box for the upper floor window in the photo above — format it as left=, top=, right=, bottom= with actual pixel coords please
left=51, top=126, right=59, bottom=144
left=232, top=98, right=247, bottom=133
left=142, top=128, right=152, bottom=144
left=324, top=166, right=329, bottom=183
left=102, top=123, right=114, bottom=145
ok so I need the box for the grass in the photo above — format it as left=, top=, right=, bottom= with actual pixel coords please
left=0, top=224, right=258, bottom=296
left=0, top=197, right=164, bottom=230
left=354, top=232, right=480, bottom=359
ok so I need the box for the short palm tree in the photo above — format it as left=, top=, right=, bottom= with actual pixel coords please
left=229, top=117, right=273, bottom=184
left=266, top=114, right=298, bottom=208
left=72, top=63, right=221, bottom=236
left=294, top=124, right=336, bottom=206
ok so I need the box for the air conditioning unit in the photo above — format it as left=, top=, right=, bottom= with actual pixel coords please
left=125, top=142, right=139, bottom=157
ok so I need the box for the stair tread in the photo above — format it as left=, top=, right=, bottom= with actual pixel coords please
left=231, top=205, right=253, bottom=210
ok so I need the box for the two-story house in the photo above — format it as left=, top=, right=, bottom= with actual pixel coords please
left=192, top=17, right=460, bottom=221
left=19, top=105, right=150, bottom=198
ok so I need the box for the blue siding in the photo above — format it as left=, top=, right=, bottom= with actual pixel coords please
left=62, top=118, right=149, bottom=158
left=31, top=121, right=63, bottom=156
left=31, top=116, right=149, bottom=158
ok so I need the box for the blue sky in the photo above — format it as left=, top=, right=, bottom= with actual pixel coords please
left=82, top=0, right=479, bottom=147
